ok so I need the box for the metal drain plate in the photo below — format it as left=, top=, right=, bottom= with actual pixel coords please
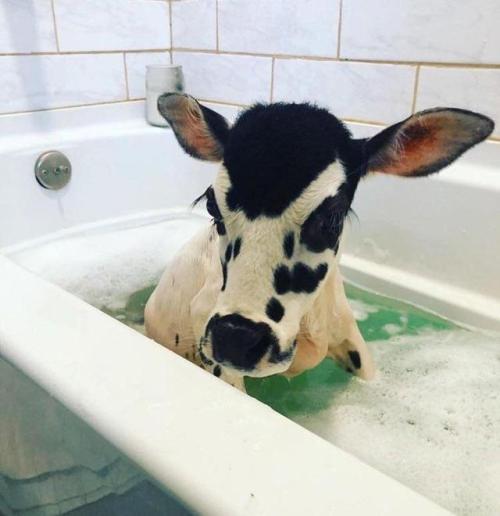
left=35, top=150, right=72, bottom=190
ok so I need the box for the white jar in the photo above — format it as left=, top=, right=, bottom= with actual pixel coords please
left=146, top=65, right=185, bottom=127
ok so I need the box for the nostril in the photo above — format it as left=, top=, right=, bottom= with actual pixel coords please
left=209, top=314, right=271, bottom=370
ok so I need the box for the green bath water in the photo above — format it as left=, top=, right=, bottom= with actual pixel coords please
left=104, top=282, right=500, bottom=516
left=8, top=214, right=498, bottom=514
left=245, top=283, right=455, bottom=417
left=104, top=282, right=456, bottom=418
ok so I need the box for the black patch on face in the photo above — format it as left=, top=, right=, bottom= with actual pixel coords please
left=223, top=103, right=359, bottom=219
left=221, top=262, right=228, bottom=291
left=274, top=262, right=328, bottom=295
left=233, top=237, right=242, bottom=259
left=283, top=232, right=295, bottom=259
left=348, top=350, right=362, bottom=369
left=266, top=297, right=285, bottom=322
left=269, top=339, right=296, bottom=364
left=316, top=263, right=328, bottom=281
left=175, top=334, right=179, bottom=346
left=213, top=365, right=222, bottom=377
left=216, top=221, right=226, bottom=235
left=300, top=194, right=350, bottom=253
left=199, top=350, right=214, bottom=367
left=225, top=243, right=233, bottom=262
left=205, top=186, right=221, bottom=218
left=274, top=265, right=291, bottom=295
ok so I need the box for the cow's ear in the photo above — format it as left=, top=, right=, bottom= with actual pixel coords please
left=157, top=93, right=230, bottom=162
left=363, top=108, right=494, bottom=177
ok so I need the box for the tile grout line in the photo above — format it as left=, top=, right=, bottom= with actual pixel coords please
left=0, top=99, right=145, bottom=118
left=270, top=57, right=275, bottom=102
left=215, top=0, right=220, bottom=52
left=342, top=116, right=386, bottom=127
left=0, top=96, right=498, bottom=142
left=165, top=48, right=500, bottom=69
left=123, top=53, right=130, bottom=100
left=1, top=48, right=500, bottom=69
left=50, top=0, right=61, bottom=52
left=168, top=0, right=174, bottom=63
left=411, top=65, right=421, bottom=113
left=0, top=49, right=172, bottom=57
left=336, top=0, right=343, bottom=59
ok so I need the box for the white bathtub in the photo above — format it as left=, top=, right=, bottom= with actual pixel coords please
left=0, top=100, right=498, bottom=515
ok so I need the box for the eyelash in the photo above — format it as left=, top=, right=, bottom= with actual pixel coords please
left=192, top=187, right=223, bottom=222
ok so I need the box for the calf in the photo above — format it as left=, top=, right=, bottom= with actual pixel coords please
left=145, top=94, right=493, bottom=390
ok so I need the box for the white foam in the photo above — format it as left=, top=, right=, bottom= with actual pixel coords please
left=7, top=213, right=500, bottom=515
left=349, top=298, right=380, bottom=321
left=293, top=330, right=500, bottom=516
left=8, top=212, right=208, bottom=310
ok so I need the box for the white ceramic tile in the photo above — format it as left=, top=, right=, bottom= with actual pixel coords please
left=0, top=0, right=57, bottom=53
left=273, top=59, right=415, bottom=124
left=341, top=0, right=500, bottom=64
left=54, top=0, right=170, bottom=52
left=172, top=0, right=216, bottom=50
left=416, top=67, right=500, bottom=138
left=219, top=0, right=339, bottom=56
left=126, top=51, right=170, bottom=99
left=0, top=54, right=126, bottom=113
left=172, top=52, right=272, bottom=105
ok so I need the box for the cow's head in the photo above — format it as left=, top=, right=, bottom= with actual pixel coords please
left=158, top=93, right=493, bottom=378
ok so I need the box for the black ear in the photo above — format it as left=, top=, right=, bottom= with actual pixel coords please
left=363, top=108, right=494, bottom=177
left=157, top=93, right=230, bottom=162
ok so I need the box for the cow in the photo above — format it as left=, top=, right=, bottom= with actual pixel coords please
left=145, top=93, right=493, bottom=391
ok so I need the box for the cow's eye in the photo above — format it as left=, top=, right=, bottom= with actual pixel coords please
left=300, top=196, right=348, bottom=253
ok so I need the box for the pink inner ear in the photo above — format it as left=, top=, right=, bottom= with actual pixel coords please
left=381, top=115, right=450, bottom=176
left=162, top=95, right=224, bottom=162
left=182, top=110, right=223, bottom=161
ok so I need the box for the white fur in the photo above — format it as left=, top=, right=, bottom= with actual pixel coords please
left=145, top=164, right=375, bottom=389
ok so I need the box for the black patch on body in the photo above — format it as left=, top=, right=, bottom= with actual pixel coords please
left=225, top=243, right=233, bottom=262
left=213, top=365, right=222, bottom=377
left=266, top=297, right=285, bottom=322
left=283, top=232, right=295, bottom=259
left=223, top=103, right=357, bottom=219
left=273, top=262, right=328, bottom=295
left=233, top=237, right=242, bottom=259
left=175, top=334, right=179, bottom=346
left=348, top=350, right=362, bottom=369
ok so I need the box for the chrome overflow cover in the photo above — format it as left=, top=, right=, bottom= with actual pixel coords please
left=35, top=150, right=72, bottom=190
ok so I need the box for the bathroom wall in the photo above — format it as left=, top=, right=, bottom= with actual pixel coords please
left=171, top=0, right=500, bottom=138
left=0, top=0, right=171, bottom=113
left=0, top=0, right=499, bottom=139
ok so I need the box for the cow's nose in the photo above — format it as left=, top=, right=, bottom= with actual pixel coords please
left=209, top=314, right=272, bottom=370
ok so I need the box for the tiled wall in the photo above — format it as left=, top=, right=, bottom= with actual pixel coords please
left=1, top=0, right=499, bottom=139
left=0, top=0, right=171, bottom=113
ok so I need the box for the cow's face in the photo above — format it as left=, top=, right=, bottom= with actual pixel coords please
left=158, top=94, right=493, bottom=378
